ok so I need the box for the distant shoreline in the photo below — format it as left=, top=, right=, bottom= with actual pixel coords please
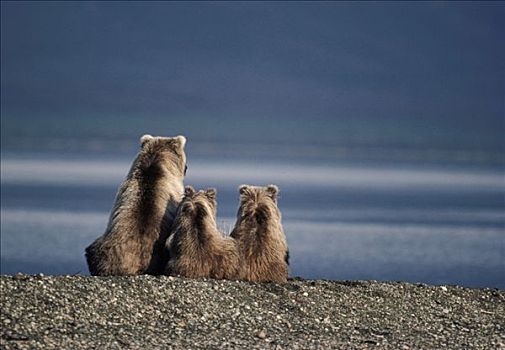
left=1, top=275, right=503, bottom=349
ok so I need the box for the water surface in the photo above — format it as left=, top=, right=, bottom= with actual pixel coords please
left=1, top=151, right=503, bottom=288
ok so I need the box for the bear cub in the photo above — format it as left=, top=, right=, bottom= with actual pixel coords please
left=230, top=185, right=289, bottom=283
left=165, top=186, right=240, bottom=280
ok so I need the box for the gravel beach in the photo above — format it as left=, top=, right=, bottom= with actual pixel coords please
left=1, top=274, right=504, bottom=349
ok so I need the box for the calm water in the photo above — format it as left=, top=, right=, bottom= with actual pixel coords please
left=1, top=150, right=504, bottom=289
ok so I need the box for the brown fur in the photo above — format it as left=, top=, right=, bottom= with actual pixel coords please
left=230, top=185, right=289, bottom=283
left=85, top=134, right=187, bottom=276
left=165, top=186, right=240, bottom=280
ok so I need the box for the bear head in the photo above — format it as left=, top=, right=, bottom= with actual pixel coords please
left=179, top=186, right=218, bottom=221
left=138, top=134, right=187, bottom=178
left=237, top=184, right=280, bottom=222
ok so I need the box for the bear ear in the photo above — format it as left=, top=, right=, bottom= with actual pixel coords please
left=174, top=135, right=187, bottom=149
left=239, top=185, right=254, bottom=200
left=266, top=184, right=279, bottom=200
left=205, top=188, right=217, bottom=200
left=239, top=184, right=250, bottom=196
left=184, top=186, right=196, bottom=197
left=140, top=134, right=154, bottom=147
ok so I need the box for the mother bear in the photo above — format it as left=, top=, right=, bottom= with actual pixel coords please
left=85, top=134, right=187, bottom=276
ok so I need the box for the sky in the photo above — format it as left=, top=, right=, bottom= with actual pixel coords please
left=1, top=2, right=504, bottom=152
